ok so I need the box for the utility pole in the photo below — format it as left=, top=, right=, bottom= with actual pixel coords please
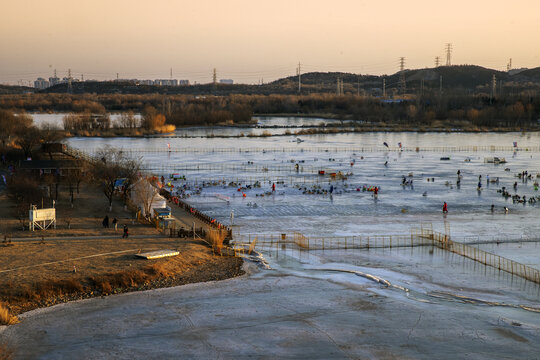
left=213, top=68, right=217, bottom=87
left=445, top=43, right=452, bottom=66
left=296, top=62, right=301, bottom=93
left=491, top=74, right=497, bottom=101
left=399, top=57, right=406, bottom=95
left=435, top=56, right=440, bottom=67
left=382, top=78, right=386, bottom=98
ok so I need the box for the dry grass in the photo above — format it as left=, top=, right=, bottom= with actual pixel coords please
left=0, top=303, right=18, bottom=326
left=206, top=229, right=226, bottom=254
left=89, top=263, right=172, bottom=295
left=0, top=236, right=243, bottom=315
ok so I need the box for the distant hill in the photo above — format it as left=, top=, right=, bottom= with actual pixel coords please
left=511, top=67, right=540, bottom=81
left=0, top=84, right=34, bottom=95
left=33, top=65, right=540, bottom=96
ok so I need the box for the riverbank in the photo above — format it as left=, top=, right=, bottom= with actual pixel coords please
left=58, top=120, right=539, bottom=139
left=0, top=237, right=243, bottom=317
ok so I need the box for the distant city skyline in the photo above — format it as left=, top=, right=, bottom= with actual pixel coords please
left=2, top=0, right=539, bottom=85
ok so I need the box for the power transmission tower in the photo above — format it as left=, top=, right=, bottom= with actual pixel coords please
left=67, top=69, right=73, bottom=93
left=170, top=68, right=173, bottom=80
left=213, top=68, right=217, bottom=87
left=445, top=43, right=452, bottom=66
left=296, top=62, right=301, bottom=93
left=435, top=56, right=441, bottom=67
left=399, top=57, right=406, bottom=95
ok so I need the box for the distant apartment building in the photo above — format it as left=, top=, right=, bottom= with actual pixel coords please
left=137, top=80, right=153, bottom=86
left=154, top=79, right=178, bottom=86
left=220, top=79, right=234, bottom=85
left=48, top=76, right=60, bottom=86
left=178, top=80, right=190, bottom=85
left=34, top=78, right=50, bottom=89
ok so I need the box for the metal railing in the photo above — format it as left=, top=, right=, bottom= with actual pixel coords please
left=233, top=226, right=540, bottom=285
left=68, top=145, right=540, bottom=155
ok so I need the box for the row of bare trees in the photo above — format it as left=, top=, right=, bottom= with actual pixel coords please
left=5, top=92, right=539, bottom=128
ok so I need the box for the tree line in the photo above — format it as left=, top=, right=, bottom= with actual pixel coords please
left=0, top=92, right=539, bottom=129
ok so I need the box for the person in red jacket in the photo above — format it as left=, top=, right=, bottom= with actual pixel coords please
left=442, top=202, right=448, bottom=213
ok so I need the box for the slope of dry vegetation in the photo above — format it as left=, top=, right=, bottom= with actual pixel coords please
left=0, top=238, right=244, bottom=315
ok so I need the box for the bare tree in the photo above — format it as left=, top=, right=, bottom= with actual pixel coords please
left=63, top=210, right=73, bottom=229
left=8, top=175, right=45, bottom=211
left=15, top=126, right=42, bottom=159
left=91, top=147, right=141, bottom=211
left=0, top=110, right=33, bottom=147
left=131, top=178, right=159, bottom=218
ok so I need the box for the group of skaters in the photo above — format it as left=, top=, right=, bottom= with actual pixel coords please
left=442, top=168, right=540, bottom=214
left=102, top=215, right=129, bottom=238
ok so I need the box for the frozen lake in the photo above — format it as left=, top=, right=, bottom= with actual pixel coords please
left=67, top=129, right=540, bottom=264
left=4, top=128, right=540, bottom=359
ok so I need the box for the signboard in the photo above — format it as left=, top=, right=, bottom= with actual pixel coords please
left=29, top=207, right=56, bottom=231
left=29, top=208, right=56, bottom=222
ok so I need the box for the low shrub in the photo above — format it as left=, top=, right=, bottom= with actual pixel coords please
left=0, top=303, right=18, bottom=326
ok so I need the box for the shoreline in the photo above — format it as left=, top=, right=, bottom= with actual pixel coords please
left=1, top=242, right=244, bottom=318
left=60, top=125, right=540, bottom=139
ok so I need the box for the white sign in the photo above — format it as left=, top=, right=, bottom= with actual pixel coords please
left=29, top=208, right=56, bottom=222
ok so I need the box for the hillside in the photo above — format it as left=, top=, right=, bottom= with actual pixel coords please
left=31, top=65, right=540, bottom=96
left=0, top=84, right=34, bottom=95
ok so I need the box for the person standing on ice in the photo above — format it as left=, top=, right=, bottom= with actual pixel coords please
left=272, top=183, right=275, bottom=192
left=442, top=202, right=448, bottom=213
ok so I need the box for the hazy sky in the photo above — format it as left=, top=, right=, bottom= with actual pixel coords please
left=2, top=0, right=539, bottom=85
